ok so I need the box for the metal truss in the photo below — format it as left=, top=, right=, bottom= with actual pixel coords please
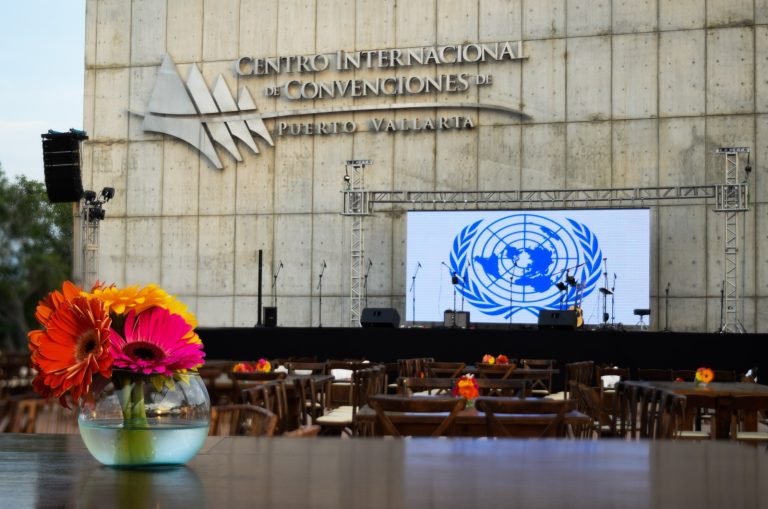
left=714, top=148, right=750, bottom=333
left=81, top=206, right=100, bottom=289
left=342, top=160, right=373, bottom=327
left=368, top=185, right=722, bottom=211
left=348, top=180, right=750, bottom=331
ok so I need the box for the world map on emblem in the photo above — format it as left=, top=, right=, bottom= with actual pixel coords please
left=451, top=214, right=603, bottom=318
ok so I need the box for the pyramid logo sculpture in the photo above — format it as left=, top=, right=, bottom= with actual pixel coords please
left=139, top=54, right=274, bottom=169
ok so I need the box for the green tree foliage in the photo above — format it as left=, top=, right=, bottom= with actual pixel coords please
left=0, top=164, right=74, bottom=351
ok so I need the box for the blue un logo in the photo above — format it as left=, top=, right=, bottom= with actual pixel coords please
left=450, top=214, right=603, bottom=320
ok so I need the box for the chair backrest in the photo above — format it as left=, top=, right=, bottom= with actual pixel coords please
left=564, top=361, right=594, bottom=398
left=519, top=358, right=555, bottom=394
left=367, top=394, right=466, bottom=437
left=397, top=377, right=454, bottom=396
left=10, top=398, right=78, bottom=434
left=616, top=381, right=685, bottom=439
left=671, top=369, right=695, bottom=382
left=475, top=363, right=516, bottom=379
left=230, top=371, right=287, bottom=403
left=240, top=379, right=291, bottom=433
left=474, top=397, right=576, bottom=438
left=425, top=361, right=466, bottom=378
left=397, top=358, right=433, bottom=378
left=636, top=368, right=673, bottom=381
left=475, top=378, right=529, bottom=398
left=209, top=404, right=278, bottom=437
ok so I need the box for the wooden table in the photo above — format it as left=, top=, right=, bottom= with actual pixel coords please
left=356, top=404, right=590, bottom=437
left=2, top=433, right=767, bottom=508
left=643, top=381, right=768, bottom=439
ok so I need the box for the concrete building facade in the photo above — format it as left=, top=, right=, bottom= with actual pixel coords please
left=81, top=0, right=768, bottom=332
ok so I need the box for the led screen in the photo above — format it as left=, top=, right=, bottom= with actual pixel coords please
left=405, top=209, right=650, bottom=327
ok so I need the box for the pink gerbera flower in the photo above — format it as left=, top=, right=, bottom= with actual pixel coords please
left=110, top=307, right=205, bottom=376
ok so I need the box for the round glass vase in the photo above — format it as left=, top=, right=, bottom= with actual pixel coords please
left=78, top=370, right=210, bottom=467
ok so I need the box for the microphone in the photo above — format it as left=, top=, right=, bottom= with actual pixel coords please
left=666, top=281, right=670, bottom=291
left=417, top=262, right=422, bottom=268
left=368, top=259, right=373, bottom=268
left=322, top=260, right=327, bottom=268
left=279, top=261, right=283, bottom=268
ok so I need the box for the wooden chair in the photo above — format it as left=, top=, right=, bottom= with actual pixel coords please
left=209, top=404, right=277, bottom=437
left=636, top=368, right=672, bottom=381
left=230, top=371, right=287, bottom=404
left=474, top=397, right=577, bottom=438
left=563, top=361, right=594, bottom=399
left=671, top=369, right=695, bottom=382
left=475, top=363, right=516, bottom=380
left=425, top=361, right=466, bottom=379
left=728, top=395, right=768, bottom=444
left=10, top=398, right=79, bottom=434
left=571, top=382, right=614, bottom=438
left=519, top=358, right=555, bottom=396
left=366, top=394, right=466, bottom=437
left=317, top=364, right=387, bottom=436
left=397, top=377, right=454, bottom=396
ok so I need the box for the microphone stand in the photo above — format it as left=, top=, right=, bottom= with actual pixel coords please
left=317, top=261, right=326, bottom=328
left=272, top=261, right=282, bottom=308
left=509, top=276, right=514, bottom=329
left=718, top=280, right=725, bottom=333
left=664, top=283, right=670, bottom=332
left=610, top=273, right=616, bottom=327
left=364, top=259, right=373, bottom=308
left=410, top=263, right=421, bottom=325
left=601, top=259, right=609, bottom=328
left=451, top=271, right=459, bottom=328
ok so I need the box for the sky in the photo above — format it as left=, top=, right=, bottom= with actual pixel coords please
left=0, top=1, right=86, bottom=183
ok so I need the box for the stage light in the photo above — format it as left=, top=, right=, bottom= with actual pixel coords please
left=556, top=282, right=567, bottom=291
left=100, top=187, right=115, bottom=201
left=83, top=190, right=97, bottom=203
left=566, top=274, right=577, bottom=286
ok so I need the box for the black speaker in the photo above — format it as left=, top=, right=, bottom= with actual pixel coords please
left=263, top=306, right=277, bottom=327
left=443, top=310, right=470, bottom=328
left=537, top=310, right=577, bottom=330
left=360, top=307, right=400, bottom=328
left=41, top=131, right=86, bottom=203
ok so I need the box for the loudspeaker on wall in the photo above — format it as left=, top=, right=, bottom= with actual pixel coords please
left=41, top=132, right=85, bottom=203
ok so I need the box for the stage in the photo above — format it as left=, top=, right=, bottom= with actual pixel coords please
left=199, top=326, right=765, bottom=392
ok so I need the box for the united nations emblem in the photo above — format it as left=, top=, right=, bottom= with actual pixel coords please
left=449, top=214, right=603, bottom=320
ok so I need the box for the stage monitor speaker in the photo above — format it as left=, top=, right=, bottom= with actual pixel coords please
left=41, top=133, right=84, bottom=203
left=537, top=310, right=577, bottom=330
left=263, top=306, right=277, bottom=327
left=360, top=307, right=400, bottom=328
left=443, top=310, right=470, bottom=329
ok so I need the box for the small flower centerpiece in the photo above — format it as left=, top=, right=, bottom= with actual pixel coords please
left=233, top=358, right=272, bottom=373
left=694, top=367, right=714, bottom=387
left=28, top=281, right=209, bottom=467
left=482, top=354, right=509, bottom=365
left=452, top=373, right=480, bottom=408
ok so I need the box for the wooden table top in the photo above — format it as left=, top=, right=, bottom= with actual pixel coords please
left=2, top=433, right=766, bottom=508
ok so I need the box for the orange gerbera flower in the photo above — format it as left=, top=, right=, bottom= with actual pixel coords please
left=28, top=295, right=113, bottom=405
left=482, top=354, right=495, bottom=364
left=496, top=354, right=509, bottom=365
left=695, top=367, right=714, bottom=384
left=452, top=374, right=479, bottom=400
left=33, top=280, right=83, bottom=326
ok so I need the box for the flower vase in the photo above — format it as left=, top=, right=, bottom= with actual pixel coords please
left=78, top=370, right=210, bottom=467
left=466, top=398, right=476, bottom=409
